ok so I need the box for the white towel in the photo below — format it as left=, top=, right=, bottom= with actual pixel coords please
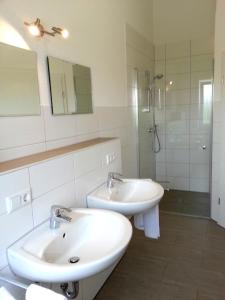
left=26, top=284, right=67, bottom=300
left=134, top=205, right=160, bottom=239
left=0, top=287, right=16, bottom=300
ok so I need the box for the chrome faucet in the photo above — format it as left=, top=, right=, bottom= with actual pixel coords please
left=50, top=205, right=72, bottom=229
left=107, top=172, right=123, bottom=188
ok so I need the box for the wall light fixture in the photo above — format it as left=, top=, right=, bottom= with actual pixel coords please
left=24, top=18, right=69, bottom=39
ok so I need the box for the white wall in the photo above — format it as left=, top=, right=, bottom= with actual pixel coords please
left=212, top=0, right=225, bottom=227
left=153, top=0, right=215, bottom=44
left=0, top=0, right=153, bottom=170
left=0, top=0, right=153, bottom=108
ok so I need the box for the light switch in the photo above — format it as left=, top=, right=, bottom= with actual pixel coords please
left=5, top=189, right=32, bottom=214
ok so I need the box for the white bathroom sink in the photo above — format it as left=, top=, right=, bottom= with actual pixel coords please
left=7, top=209, right=132, bottom=283
left=87, top=179, right=164, bottom=215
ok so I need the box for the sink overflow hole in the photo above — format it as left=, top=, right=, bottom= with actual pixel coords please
left=63, top=233, right=66, bottom=238
left=69, top=257, right=80, bottom=264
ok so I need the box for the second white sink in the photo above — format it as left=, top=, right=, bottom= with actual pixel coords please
left=87, top=179, right=164, bottom=215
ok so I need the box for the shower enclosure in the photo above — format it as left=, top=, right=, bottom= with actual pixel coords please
left=137, top=70, right=156, bottom=180
left=137, top=39, right=213, bottom=217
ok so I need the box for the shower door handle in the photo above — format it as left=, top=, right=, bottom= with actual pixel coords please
left=147, top=127, right=153, bottom=133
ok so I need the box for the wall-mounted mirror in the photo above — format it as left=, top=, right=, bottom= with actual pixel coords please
left=0, top=42, right=40, bottom=116
left=47, top=57, right=93, bottom=115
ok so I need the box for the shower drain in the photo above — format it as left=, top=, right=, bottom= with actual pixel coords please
left=69, top=256, right=80, bottom=264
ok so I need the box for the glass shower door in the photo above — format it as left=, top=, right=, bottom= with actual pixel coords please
left=138, top=70, right=156, bottom=179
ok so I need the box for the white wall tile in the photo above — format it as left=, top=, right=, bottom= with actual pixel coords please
left=167, top=176, right=189, bottom=191
left=166, top=134, right=189, bottom=149
left=155, top=44, right=166, bottom=60
left=156, top=162, right=166, bottom=177
left=0, top=169, right=30, bottom=216
left=190, top=178, right=209, bottom=193
left=166, top=58, right=190, bottom=74
left=74, top=145, right=102, bottom=178
left=190, top=120, right=211, bottom=134
left=166, top=120, right=188, bottom=134
left=0, top=204, right=33, bottom=269
left=190, top=149, right=210, bottom=164
left=190, top=163, right=210, bottom=178
left=29, top=155, right=74, bottom=198
left=166, top=149, right=189, bottom=163
left=191, top=38, right=213, bottom=56
left=166, top=41, right=190, bottom=59
left=0, top=115, right=45, bottom=150
left=43, top=106, right=77, bottom=141
left=0, top=143, right=46, bottom=163
left=75, top=169, right=107, bottom=208
left=166, top=89, right=190, bottom=106
left=121, top=144, right=138, bottom=177
left=83, top=264, right=117, bottom=300
left=32, top=181, right=76, bottom=226
left=166, top=105, right=189, bottom=121
left=166, top=163, right=189, bottom=177
left=191, top=55, right=213, bottom=72
left=75, top=113, right=99, bottom=135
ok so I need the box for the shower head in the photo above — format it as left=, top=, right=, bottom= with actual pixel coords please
left=153, top=74, right=164, bottom=81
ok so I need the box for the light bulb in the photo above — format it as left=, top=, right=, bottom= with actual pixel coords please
left=28, top=24, right=40, bottom=36
left=61, top=29, right=69, bottom=39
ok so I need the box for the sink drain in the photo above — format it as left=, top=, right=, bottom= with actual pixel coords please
left=69, top=256, right=80, bottom=264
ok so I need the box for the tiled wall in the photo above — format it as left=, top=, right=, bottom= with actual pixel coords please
left=126, top=24, right=155, bottom=178
left=155, top=39, right=213, bottom=192
left=0, top=139, right=121, bottom=300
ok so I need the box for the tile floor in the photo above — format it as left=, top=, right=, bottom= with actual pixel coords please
left=159, top=190, right=210, bottom=217
left=95, top=213, right=225, bottom=300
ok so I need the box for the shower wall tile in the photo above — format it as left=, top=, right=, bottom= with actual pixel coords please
left=166, top=41, right=190, bottom=59
left=191, top=38, right=214, bottom=56
left=156, top=162, right=166, bottom=177
left=166, top=105, right=189, bottom=121
left=156, top=149, right=166, bottom=163
left=166, top=120, right=188, bottom=134
left=190, top=163, right=210, bottom=178
left=166, top=89, right=190, bottom=106
left=191, top=55, right=213, bottom=72
left=190, top=120, right=211, bottom=134
left=155, top=45, right=166, bottom=61
left=167, top=176, right=189, bottom=191
left=190, top=103, right=212, bottom=120
left=166, top=58, right=190, bottom=74
left=166, top=73, right=190, bottom=90
left=166, top=134, right=189, bottom=149
left=190, top=178, right=209, bottom=193
left=155, top=60, right=165, bottom=75
left=166, top=149, right=189, bottom=164
left=166, top=162, right=189, bottom=178
left=190, top=149, right=210, bottom=164
left=155, top=38, right=213, bottom=192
